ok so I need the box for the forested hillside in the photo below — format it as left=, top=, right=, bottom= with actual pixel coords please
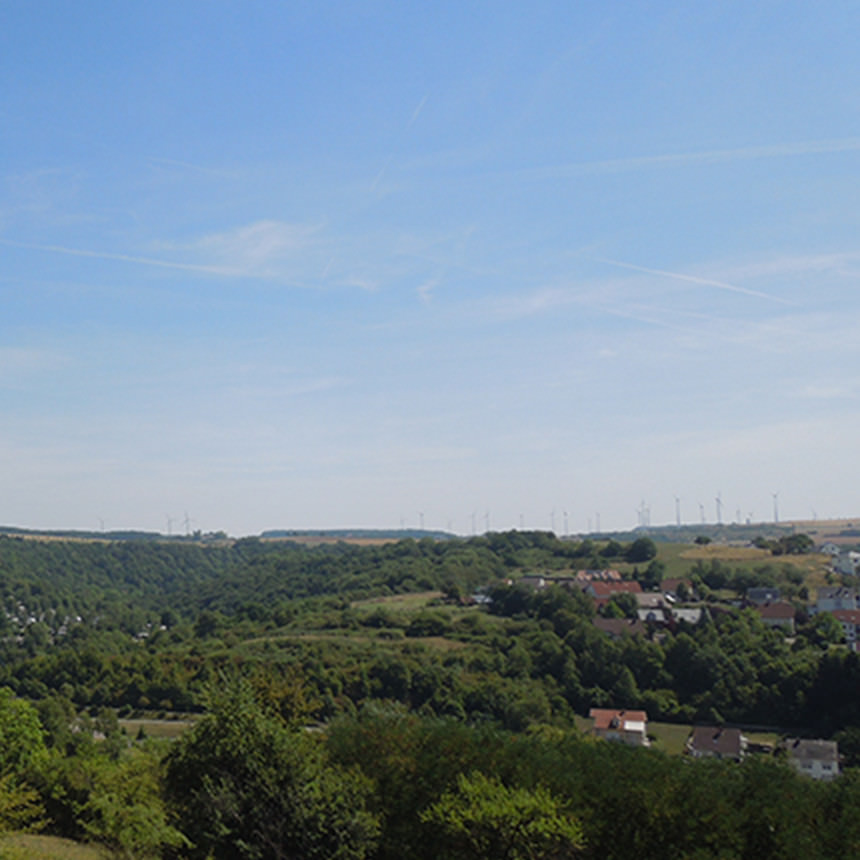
left=0, top=530, right=858, bottom=857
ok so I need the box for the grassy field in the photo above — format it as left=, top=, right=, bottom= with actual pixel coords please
left=118, top=718, right=195, bottom=740
left=0, top=835, right=109, bottom=860
left=573, top=715, right=781, bottom=756
left=351, top=591, right=444, bottom=610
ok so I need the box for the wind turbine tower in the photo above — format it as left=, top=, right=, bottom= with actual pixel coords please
left=772, top=492, right=779, bottom=524
left=715, top=493, right=723, bottom=525
left=675, top=496, right=681, bottom=527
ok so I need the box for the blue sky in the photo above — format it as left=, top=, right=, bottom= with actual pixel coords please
left=2, top=1, right=859, bottom=535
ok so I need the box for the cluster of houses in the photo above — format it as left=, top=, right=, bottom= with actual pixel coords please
left=517, top=568, right=860, bottom=649
left=819, top=543, right=860, bottom=576
left=588, top=708, right=840, bottom=781
left=3, top=602, right=83, bottom=642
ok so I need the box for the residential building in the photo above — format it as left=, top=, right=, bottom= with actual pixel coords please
left=584, top=580, right=642, bottom=609
left=834, top=551, right=860, bottom=576
left=755, top=601, right=795, bottom=633
left=781, top=739, right=840, bottom=781
left=589, top=708, right=650, bottom=747
left=686, top=726, right=747, bottom=761
left=592, top=618, right=647, bottom=639
left=832, top=609, right=860, bottom=648
left=814, top=586, right=860, bottom=615
left=746, top=587, right=781, bottom=605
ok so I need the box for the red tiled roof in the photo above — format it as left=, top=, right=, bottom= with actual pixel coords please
left=756, top=601, right=795, bottom=619
left=589, top=581, right=642, bottom=597
left=833, top=609, right=860, bottom=625
left=589, top=708, right=648, bottom=730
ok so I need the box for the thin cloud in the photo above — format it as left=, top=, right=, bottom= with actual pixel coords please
left=186, top=220, right=321, bottom=274
left=520, top=137, right=860, bottom=180
left=146, top=156, right=236, bottom=179
left=594, top=258, right=792, bottom=304
left=416, top=278, right=437, bottom=305
left=0, top=237, right=232, bottom=275
left=2, top=220, right=326, bottom=282
left=408, top=94, right=429, bottom=128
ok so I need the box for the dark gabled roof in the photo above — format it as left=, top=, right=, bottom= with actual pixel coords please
left=593, top=617, right=647, bottom=638
left=688, top=726, right=745, bottom=757
left=782, top=738, right=839, bottom=763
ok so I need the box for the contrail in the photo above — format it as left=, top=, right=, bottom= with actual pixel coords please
left=595, top=257, right=792, bottom=304
left=0, top=238, right=234, bottom=276
left=408, top=94, right=429, bottom=128
left=521, top=137, right=860, bottom=179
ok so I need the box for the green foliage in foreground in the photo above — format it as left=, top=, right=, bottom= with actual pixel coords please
left=164, top=681, right=379, bottom=860
left=1, top=683, right=860, bottom=858
left=421, top=770, right=584, bottom=859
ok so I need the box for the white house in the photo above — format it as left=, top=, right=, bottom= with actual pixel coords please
left=589, top=708, right=650, bottom=747
left=813, top=587, right=860, bottom=615
left=781, top=739, right=840, bottom=781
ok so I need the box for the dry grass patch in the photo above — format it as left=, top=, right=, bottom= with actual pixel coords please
left=118, top=718, right=195, bottom=740
left=0, top=835, right=110, bottom=860
left=679, top=545, right=772, bottom=562
left=352, top=591, right=443, bottom=609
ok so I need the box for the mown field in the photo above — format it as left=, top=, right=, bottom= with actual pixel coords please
left=0, top=835, right=109, bottom=860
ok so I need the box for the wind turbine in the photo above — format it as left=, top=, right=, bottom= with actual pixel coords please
left=715, top=493, right=723, bottom=525
left=772, top=492, right=780, bottom=524
left=674, top=496, right=681, bottom=527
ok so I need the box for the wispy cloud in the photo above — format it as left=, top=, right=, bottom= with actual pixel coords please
left=519, top=137, right=860, bottom=179
left=146, top=156, right=236, bottom=179
left=408, top=94, right=429, bottom=128
left=2, top=220, right=325, bottom=282
left=182, top=220, right=322, bottom=276
left=416, top=278, right=437, bottom=305
left=594, top=257, right=792, bottom=304
left=0, top=237, right=231, bottom=275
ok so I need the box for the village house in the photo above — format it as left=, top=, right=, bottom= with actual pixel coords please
left=635, top=592, right=671, bottom=625
left=831, top=609, right=860, bottom=650
left=834, top=551, right=860, bottom=576
left=755, top=601, right=795, bottom=633
left=780, top=739, right=840, bottom=781
left=584, top=580, right=642, bottom=610
left=746, top=586, right=781, bottom=605
left=686, top=726, right=747, bottom=761
left=589, top=708, right=650, bottom=747
left=592, top=617, right=647, bottom=640
left=813, top=586, right=860, bottom=615
left=670, top=606, right=706, bottom=626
